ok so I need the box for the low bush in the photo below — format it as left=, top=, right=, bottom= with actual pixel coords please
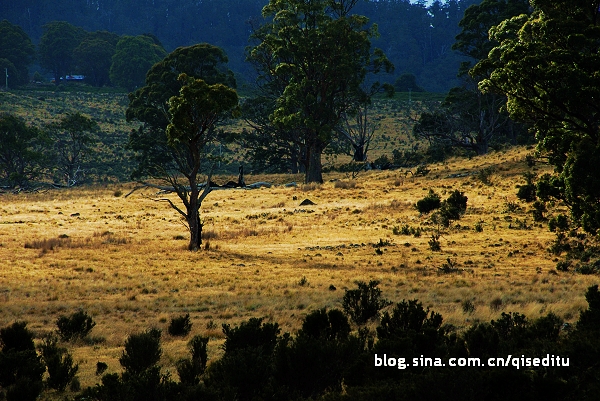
left=342, top=280, right=391, bottom=325
left=56, top=310, right=96, bottom=342
left=119, top=328, right=162, bottom=376
left=168, top=314, right=192, bottom=337
left=39, top=335, right=79, bottom=392
left=416, top=189, right=441, bottom=214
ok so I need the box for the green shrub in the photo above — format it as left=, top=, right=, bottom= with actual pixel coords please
left=441, top=190, right=468, bottom=220
left=168, top=314, right=192, bottom=337
left=56, top=310, right=95, bottom=342
left=119, top=328, right=162, bottom=376
left=342, top=280, right=391, bottom=325
left=416, top=189, right=441, bottom=214
left=0, top=322, right=45, bottom=401
left=516, top=172, right=537, bottom=202
left=300, top=309, right=351, bottom=341
left=222, top=318, right=280, bottom=354
left=176, top=335, right=209, bottom=386
left=39, top=335, right=78, bottom=392
left=428, top=234, right=441, bottom=251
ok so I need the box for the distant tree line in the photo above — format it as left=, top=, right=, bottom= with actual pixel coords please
left=0, top=0, right=481, bottom=92
left=0, top=18, right=167, bottom=90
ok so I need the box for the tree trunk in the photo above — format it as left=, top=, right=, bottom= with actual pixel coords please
left=474, top=138, right=488, bottom=155
left=305, top=141, right=324, bottom=183
left=353, top=143, right=366, bottom=162
left=187, top=209, right=202, bottom=251
left=187, top=184, right=202, bottom=251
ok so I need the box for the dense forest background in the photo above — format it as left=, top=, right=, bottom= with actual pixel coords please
left=0, top=0, right=480, bottom=92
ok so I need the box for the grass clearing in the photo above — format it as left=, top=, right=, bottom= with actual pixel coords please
left=1, top=146, right=597, bottom=393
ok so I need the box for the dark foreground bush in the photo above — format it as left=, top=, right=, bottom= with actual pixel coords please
left=39, top=335, right=79, bottom=391
left=11, top=285, right=600, bottom=401
left=0, top=322, right=45, bottom=401
left=342, top=280, right=391, bottom=325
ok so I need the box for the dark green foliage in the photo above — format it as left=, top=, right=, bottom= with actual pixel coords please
left=39, top=335, right=78, bottom=392
left=342, top=280, right=391, bottom=325
left=0, top=20, right=35, bottom=87
left=9, top=285, right=600, bottom=400
left=392, top=148, right=424, bottom=167
left=577, top=285, right=600, bottom=332
left=300, top=309, right=351, bottom=342
left=481, top=0, right=600, bottom=237
left=0, top=322, right=44, bottom=401
left=430, top=190, right=468, bottom=228
left=205, top=318, right=280, bottom=401
left=38, top=21, right=86, bottom=85
left=531, top=200, right=547, bottom=222
left=0, top=114, right=49, bottom=188
left=176, top=335, right=208, bottom=386
left=167, top=314, right=192, bottom=337
left=273, top=309, right=366, bottom=399
left=221, top=318, right=280, bottom=354
left=96, top=361, right=108, bottom=376
left=517, top=172, right=537, bottom=202
left=0, top=321, right=35, bottom=352
left=441, top=190, right=468, bottom=220
left=428, top=234, right=442, bottom=251
left=109, top=35, right=166, bottom=91
left=416, top=189, right=442, bottom=214
left=119, top=329, right=162, bottom=376
left=376, top=299, right=445, bottom=345
left=73, top=30, right=120, bottom=87
left=127, top=44, right=239, bottom=251
left=549, top=214, right=570, bottom=233
left=46, top=112, right=99, bottom=186
left=248, top=0, right=393, bottom=183
left=394, top=73, right=424, bottom=92
left=56, top=310, right=96, bottom=341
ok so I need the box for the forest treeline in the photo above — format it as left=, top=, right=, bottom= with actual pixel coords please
left=0, top=0, right=480, bottom=92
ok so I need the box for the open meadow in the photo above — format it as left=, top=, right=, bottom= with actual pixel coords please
left=1, top=145, right=597, bottom=394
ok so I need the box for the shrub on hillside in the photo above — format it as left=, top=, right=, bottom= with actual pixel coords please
left=415, top=189, right=441, bottom=214
left=342, top=280, right=391, bottom=325
left=56, top=310, right=96, bottom=342
left=168, top=314, right=192, bottom=337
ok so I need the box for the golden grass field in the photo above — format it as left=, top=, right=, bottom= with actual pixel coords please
left=1, top=89, right=598, bottom=398
left=1, top=146, right=598, bottom=396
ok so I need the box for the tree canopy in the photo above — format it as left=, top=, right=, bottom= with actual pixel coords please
left=248, top=0, right=393, bottom=183
left=0, top=20, right=35, bottom=87
left=0, top=114, right=48, bottom=188
left=413, top=0, right=531, bottom=157
left=39, top=21, right=86, bottom=85
left=46, top=113, right=98, bottom=186
left=127, top=44, right=239, bottom=250
left=480, top=0, right=600, bottom=233
left=73, top=31, right=120, bottom=87
left=109, top=35, right=167, bottom=91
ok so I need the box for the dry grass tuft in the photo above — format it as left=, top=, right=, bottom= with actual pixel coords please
left=334, top=180, right=357, bottom=189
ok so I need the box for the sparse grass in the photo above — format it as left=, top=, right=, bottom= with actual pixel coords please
left=0, top=146, right=596, bottom=395
left=333, top=180, right=357, bottom=189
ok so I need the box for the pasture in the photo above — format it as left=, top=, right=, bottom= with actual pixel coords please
left=0, top=146, right=596, bottom=393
